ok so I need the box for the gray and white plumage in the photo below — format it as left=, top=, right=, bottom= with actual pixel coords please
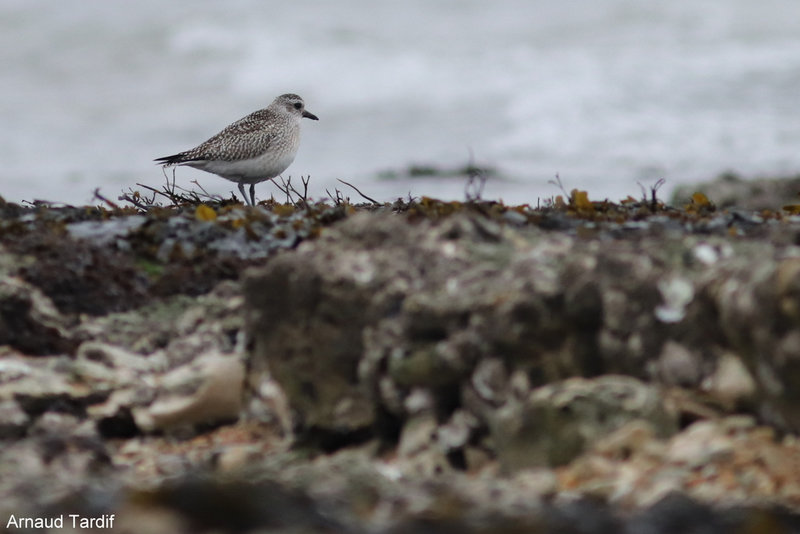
left=155, top=93, right=318, bottom=205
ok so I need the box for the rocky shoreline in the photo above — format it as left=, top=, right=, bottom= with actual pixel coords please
left=1, top=179, right=800, bottom=533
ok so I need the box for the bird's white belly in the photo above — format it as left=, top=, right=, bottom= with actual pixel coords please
left=195, top=150, right=297, bottom=184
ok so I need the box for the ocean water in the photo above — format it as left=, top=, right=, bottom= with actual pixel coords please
left=2, top=1, right=800, bottom=206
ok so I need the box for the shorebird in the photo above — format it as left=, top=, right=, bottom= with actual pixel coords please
left=155, top=93, right=318, bottom=205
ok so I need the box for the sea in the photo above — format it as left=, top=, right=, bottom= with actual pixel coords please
left=2, top=1, right=800, bottom=206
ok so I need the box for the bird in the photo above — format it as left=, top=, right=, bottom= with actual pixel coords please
left=155, top=93, right=318, bottom=206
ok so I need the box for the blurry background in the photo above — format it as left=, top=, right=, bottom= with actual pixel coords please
left=2, top=0, right=800, bottom=205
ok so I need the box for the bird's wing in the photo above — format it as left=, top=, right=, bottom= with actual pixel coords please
left=155, top=109, right=274, bottom=164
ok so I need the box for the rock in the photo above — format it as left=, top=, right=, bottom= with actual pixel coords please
left=77, top=341, right=167, bottom=377
left=132, top=353, right=245, bottom=432
left=490, top=376, right=677, bottom=470
left=700, top=352, right=756, bottom=408
left=0, top=277, right=74, bottom=355
left=655, top=276, right=694, bottom=323
left=0, top=352, right=105, bottom=419
left=437, top=410, right=478, bottom=452
left=396, top=414, right=451, bottom=477
left=591, top=420, right=661, bottom=459
left=66, top=215, right=147, bottom=245
left=244, top=218, right=387, bottom=432
left=4, top=197, right=800, bottom=530
left=654, top=340, right=702, bottom=387
left=671, top=172, right=800, bottom=210
left=0, top=398, right=29, bottom=439
left=245, top=210, right=800, bottom=445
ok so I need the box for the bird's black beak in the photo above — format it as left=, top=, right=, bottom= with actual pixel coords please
left=303, top=110, right=319, bottom=120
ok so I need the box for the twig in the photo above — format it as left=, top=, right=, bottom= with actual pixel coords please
left=119, top=191, right=154, bottom=211
left=548, top=173, right=569, bottom=198
left=135, top=182, right=180, bottom=204
left=274, top=176, right=297, bottom=205
left=272, top=175, right=313, bottom=208
left=326, top=187, right=347, bottom=206
left=119, top=183, right=159, bottom=209
left=650, top=178, right=666, bottom=211
left=463, top=149, right=487, bottom=202
left=300, top=175, right=311, bottom=206
left=179, top=180, right=225, bottom=203
left=93, top=188, right=120, bottom=210
left=637, top=178, right=666, bottom=211
left=189, top=180, right=214, bottom=199
left=337, top=179, right=379, bottom=204
left=160, top=166, right=178, bottom=196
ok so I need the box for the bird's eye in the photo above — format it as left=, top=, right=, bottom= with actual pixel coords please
left=293, top=102, right=302, bottom=110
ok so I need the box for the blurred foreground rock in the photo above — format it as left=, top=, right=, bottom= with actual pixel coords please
left=1, top=189, right=800, bottom=532
left=246, top=211, right=800, bottom=440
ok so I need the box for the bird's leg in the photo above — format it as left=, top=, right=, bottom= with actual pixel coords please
left=249, top=184, right=256, bottom=206
left=237, top=183, right=251, bottom=206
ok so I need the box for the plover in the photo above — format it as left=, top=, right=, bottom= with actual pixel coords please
left=155, top=93, right=318, bottom=205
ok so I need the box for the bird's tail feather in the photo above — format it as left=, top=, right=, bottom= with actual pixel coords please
left=154, top=152, right=201, bottom=166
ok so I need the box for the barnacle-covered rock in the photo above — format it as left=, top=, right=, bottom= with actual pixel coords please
left=246, top=208, right=800, bottom=447
left=489, top=376, right=677, bottom=470
left=3, top=186, right=800, bottom=529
